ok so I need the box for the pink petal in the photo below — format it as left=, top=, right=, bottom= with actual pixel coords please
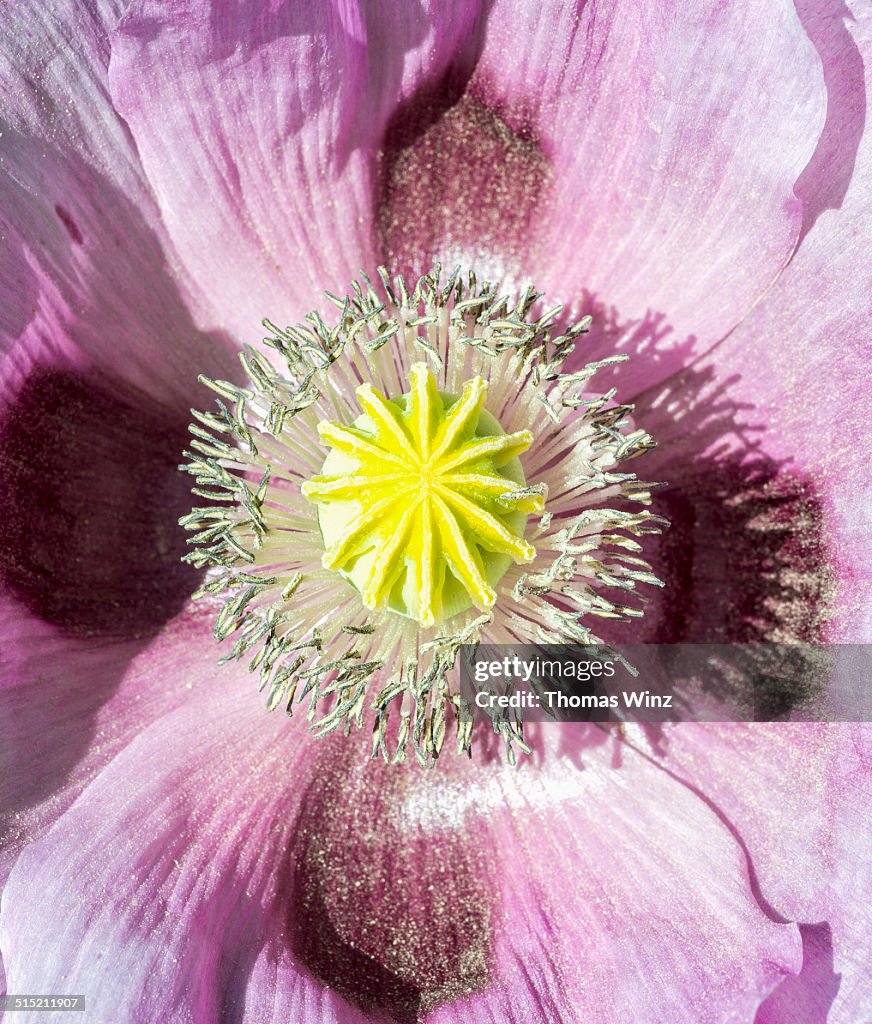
left=822, top=724, right=872, bottom=1023
left=755, top=924, right=840, bottom=1024
left=0, top=607, right=208, bottom=889
left=665, top=0, right=872, bottom=641
left=464, top=0, right=827, bottom=390
left=642, top=722, right=872, bottom=1024
left=1, top=2, right=239, bottom=402
left=421, top=733, right=801, bottom=1024
left=1, top=684, right=801, bottom=1022
left=601, top=2, right=871, bottom=646
left=792, top=0, right=868, bottom=240
left=0, top=223, right=38, bottom=351
left=0, top=131, right=240, bottom=407
left=0, top=650, right=403, bottom=1022
left=106, top=0, right=485, bottom=342
left=1, top=2, right=145, bottom=210
left=0, top=627, right=305, bottom=1022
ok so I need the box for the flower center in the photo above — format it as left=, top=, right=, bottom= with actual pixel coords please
left=179, top=266, right=664, bottom=762
left=301, top=363, right=543, bottom=627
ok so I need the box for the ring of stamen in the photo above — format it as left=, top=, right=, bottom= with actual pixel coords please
left=179, top=266, right=665, bottom=764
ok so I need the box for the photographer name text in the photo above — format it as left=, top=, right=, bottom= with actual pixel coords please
left=471, top=656, right=672, bottom=710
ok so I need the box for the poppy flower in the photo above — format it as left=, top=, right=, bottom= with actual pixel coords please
left=0, top=2, right=869, bottom=1023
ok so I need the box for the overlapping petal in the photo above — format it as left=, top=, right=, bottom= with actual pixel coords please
left=0, top=606, right=209, bottom=887
left=106, top=0, right=486, bottom=341
left=621, top=722, right=872, bottom=1024
left=0, top=2, right=239, bottom=403
left=424, top=733, right=801, bottom=1024
left=1, top=1, right=144, bottom=207
left=442, top=0, right=827, bottom=393
left=0, top=630, right=312, bottom=1023
left=0, top=640, right=802, bottom=1023
left=592, top=0, right=871, bottom=650
left=672, top=0, right=872, bottom=642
